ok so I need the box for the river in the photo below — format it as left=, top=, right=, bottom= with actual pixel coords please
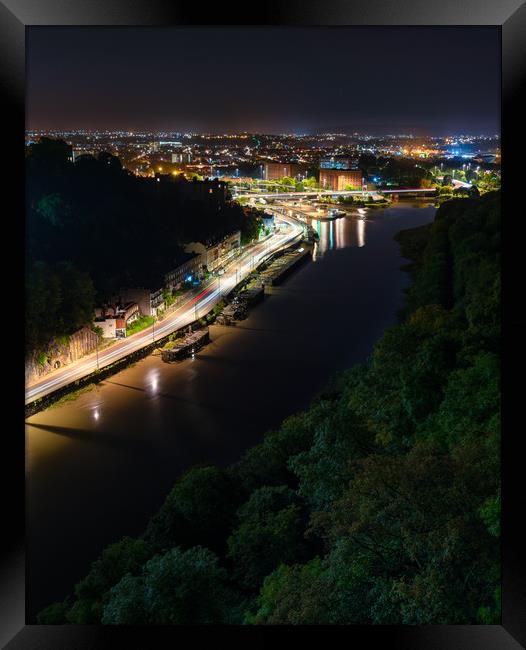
left=26, top=203, right=436, bottom=620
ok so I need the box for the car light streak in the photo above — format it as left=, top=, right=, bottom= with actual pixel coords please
left=26, top=213, right=303, bottom=404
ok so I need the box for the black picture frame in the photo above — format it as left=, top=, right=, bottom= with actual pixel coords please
left=2, top=1, right=524, bottom=647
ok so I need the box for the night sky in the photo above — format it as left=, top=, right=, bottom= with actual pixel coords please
left=26, top=26, right=501, bottom=135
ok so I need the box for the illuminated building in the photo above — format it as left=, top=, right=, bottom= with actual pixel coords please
left=184, top=231, right=241, bottom=273
left=165, top=252, right=204, bottom=291
left=319, top=168, right=363, bottom=191
left=172, top=152, right=192, bottom=163
left=319, top=156, right=358, bottom=170
left=319, top=155, right=363, bottom=190
left=263, top=162, right=304, bottom=180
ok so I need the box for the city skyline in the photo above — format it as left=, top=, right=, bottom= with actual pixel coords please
left=26, top=26, right=501, bottom=135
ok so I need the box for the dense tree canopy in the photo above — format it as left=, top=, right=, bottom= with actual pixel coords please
left=102, top=547, right=238, bottom=625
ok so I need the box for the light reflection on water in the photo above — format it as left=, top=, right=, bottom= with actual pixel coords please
left=357, top=219, right=365, bottom=248
left=308, top=214, right=367, bottom=255
left=146, top=367, right=160, bottom=394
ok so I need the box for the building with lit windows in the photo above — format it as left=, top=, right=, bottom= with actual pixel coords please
left=165, top=252, right=204, bottom=291
left=263, top=162, right=305, bottom=180
left=319, top=168, right=363, bottom=191
left=319, top=155, right=363, bottom=190
left=172, top=152, right=192, bottom=163
left=319, top=156, right=359, bottom=170
left=184, top=231, right=241, bottom=273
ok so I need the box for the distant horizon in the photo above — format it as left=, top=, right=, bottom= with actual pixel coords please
left=25, top=129, right=500, bottom=138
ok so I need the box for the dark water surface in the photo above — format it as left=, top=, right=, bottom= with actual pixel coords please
left=26, top=204, right=435, bottom=619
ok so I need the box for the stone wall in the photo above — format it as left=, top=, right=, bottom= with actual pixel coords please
left=25, top=326, right=99, bottom=386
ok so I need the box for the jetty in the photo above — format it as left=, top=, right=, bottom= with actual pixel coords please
left=161, top=328, right=210, bottom=362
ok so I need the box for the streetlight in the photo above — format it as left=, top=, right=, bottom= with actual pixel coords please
left=95, top=336, right=99, bottom=371
left=152, top=314, right=155, bottom=342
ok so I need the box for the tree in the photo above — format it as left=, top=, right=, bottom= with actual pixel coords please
left=310, top=440, right=500, bottom=624
left=35, top=193, right=70, bottom=227
left=303, top=176, right=318, bottom=188
left=419, top=178, right=435, bottom=189
left=246, top=558, right=332, bottom=624
left=27, top=137, right=72, bottom=174
left=102, top=546, right=238, bottom=625
left=478, top=173, right=500, bottom=193
left=100, top=573, right=147, bottom=625
left=37, top=600, right=71, bottom=625
left=25, top=261, right=62, bottom=352
left=55, top=261, right=96, bottom=334
left=146, top=465, right=244, bottom=554
left=288, top=406, right=374, bottom=511
left=230, top=399, right=336, bottom=493
left=227, top=486, right=306, bottom=591
left=97, top=151, right=123, bottom=171
left=65, top=537, right=154, bottom=624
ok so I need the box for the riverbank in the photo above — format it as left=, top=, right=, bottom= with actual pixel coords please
left=25, top=241, right=310, bottom=417
left=26, top=205, right=437, bottom=621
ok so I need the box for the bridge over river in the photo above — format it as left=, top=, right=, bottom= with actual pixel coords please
left=232, top=179, right=471, bottom=202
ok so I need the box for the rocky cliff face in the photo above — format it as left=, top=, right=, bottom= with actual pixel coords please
left=25, top=326, right=98, bottom=386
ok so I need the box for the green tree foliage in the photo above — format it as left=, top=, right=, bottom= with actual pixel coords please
left=36, top=192, right=71, bottom=227
left=102, top=547, right=238, bottom=625
left=477, top=173, right=501, bottom=193
left=303, top=176, right=318, bottom=188
left=240, top=207, right=263, bottom=244
left=145, top=465, right=244, bottom=554
left=37, top=599, right=72, bottom=625
left=39, top=537, right=154, bottom=624
left=66, top=537, right=154, bottom=624
left=288, top=400, right=374, bottom=511
left=100, top=573, right=148, bottom=625
left=25, top=260, right=95, bottom=353
left=230, top=399, right=337, bottom=493
left=246, top=558, right=331, bottom=624
left=227, top=486, right=306, bottom=591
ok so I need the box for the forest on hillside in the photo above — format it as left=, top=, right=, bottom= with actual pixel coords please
left=25, top=138, right=261, bottom=354
left=38, top=191, right=500, bottom=625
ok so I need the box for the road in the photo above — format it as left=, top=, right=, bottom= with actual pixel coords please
left=25, top=213, right=303, bottom=405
